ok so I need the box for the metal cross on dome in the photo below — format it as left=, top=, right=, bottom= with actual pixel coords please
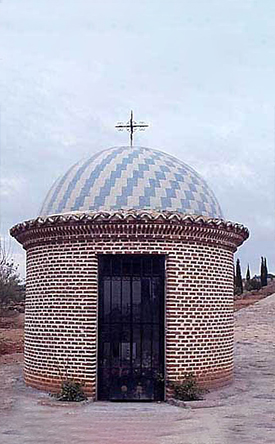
left=115, top=111, right=149, bottom=147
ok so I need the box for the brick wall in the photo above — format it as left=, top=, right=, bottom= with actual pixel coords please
left=24, top=239, right=233, bottom=398
left=11, top=211, right=248, bottom=398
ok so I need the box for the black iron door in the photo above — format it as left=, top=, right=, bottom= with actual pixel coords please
left=98, top=255, right=165, bottom=401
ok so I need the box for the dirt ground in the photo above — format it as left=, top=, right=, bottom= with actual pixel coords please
left=0, top=288, right=274, bottom=444
left=0, top=312, right=24, bottom=357
left=234, top=280, right=275, bottom=311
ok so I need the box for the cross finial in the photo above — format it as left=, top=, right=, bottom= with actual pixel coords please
left=115, top=111, right=149, bottom=146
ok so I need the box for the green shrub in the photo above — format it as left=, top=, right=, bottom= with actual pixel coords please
left=234, top=284, right=243, bottom=296
left=55, top=380, right=87, bottom=402
left=245, top=277, right=262, bottom=291
left=168, top=373, right=203, bottom=401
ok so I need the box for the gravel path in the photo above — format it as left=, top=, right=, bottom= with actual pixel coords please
left=0, top=294, right=274, bottom=444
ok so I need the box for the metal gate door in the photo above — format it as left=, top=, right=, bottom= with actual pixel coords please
left=98, top=255, right=165, bottom=401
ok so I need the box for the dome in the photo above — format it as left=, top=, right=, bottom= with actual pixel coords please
left=40, top=146, right=223, bottom=218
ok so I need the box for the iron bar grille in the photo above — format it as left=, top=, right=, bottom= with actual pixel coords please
left=98, top=255, right=165, bottom=401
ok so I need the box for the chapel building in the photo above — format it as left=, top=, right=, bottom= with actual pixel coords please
left=11, top=145, right=249, bottom=401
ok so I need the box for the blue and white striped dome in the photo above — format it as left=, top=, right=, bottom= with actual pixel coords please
left=40, top=146, right=223, bottom=218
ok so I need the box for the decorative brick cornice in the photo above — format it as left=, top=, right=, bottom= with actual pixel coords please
left=10, top=210, right=249, bottom=251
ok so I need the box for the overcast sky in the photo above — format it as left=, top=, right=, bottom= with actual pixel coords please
left=0, top=0, right=274, bottom=277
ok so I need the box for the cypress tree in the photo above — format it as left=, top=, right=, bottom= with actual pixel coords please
left=235, top=259, right=243, bottom=294
left=264, top=257, right=268, bottom=286
left=260, top=257, right=265, bottom=287
left=246, top=264, right=251, bottom=281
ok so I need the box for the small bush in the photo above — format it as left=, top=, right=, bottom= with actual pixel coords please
left=55, top=380, right=87, bottom=402
left=245, top=277, right=262, bottom=291
left=168, top=373, right=203, bottom=401
left=234, top=284, right=243, bottom=296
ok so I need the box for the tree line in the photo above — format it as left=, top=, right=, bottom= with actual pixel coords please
left=235, top=257, right=270, bottom=295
